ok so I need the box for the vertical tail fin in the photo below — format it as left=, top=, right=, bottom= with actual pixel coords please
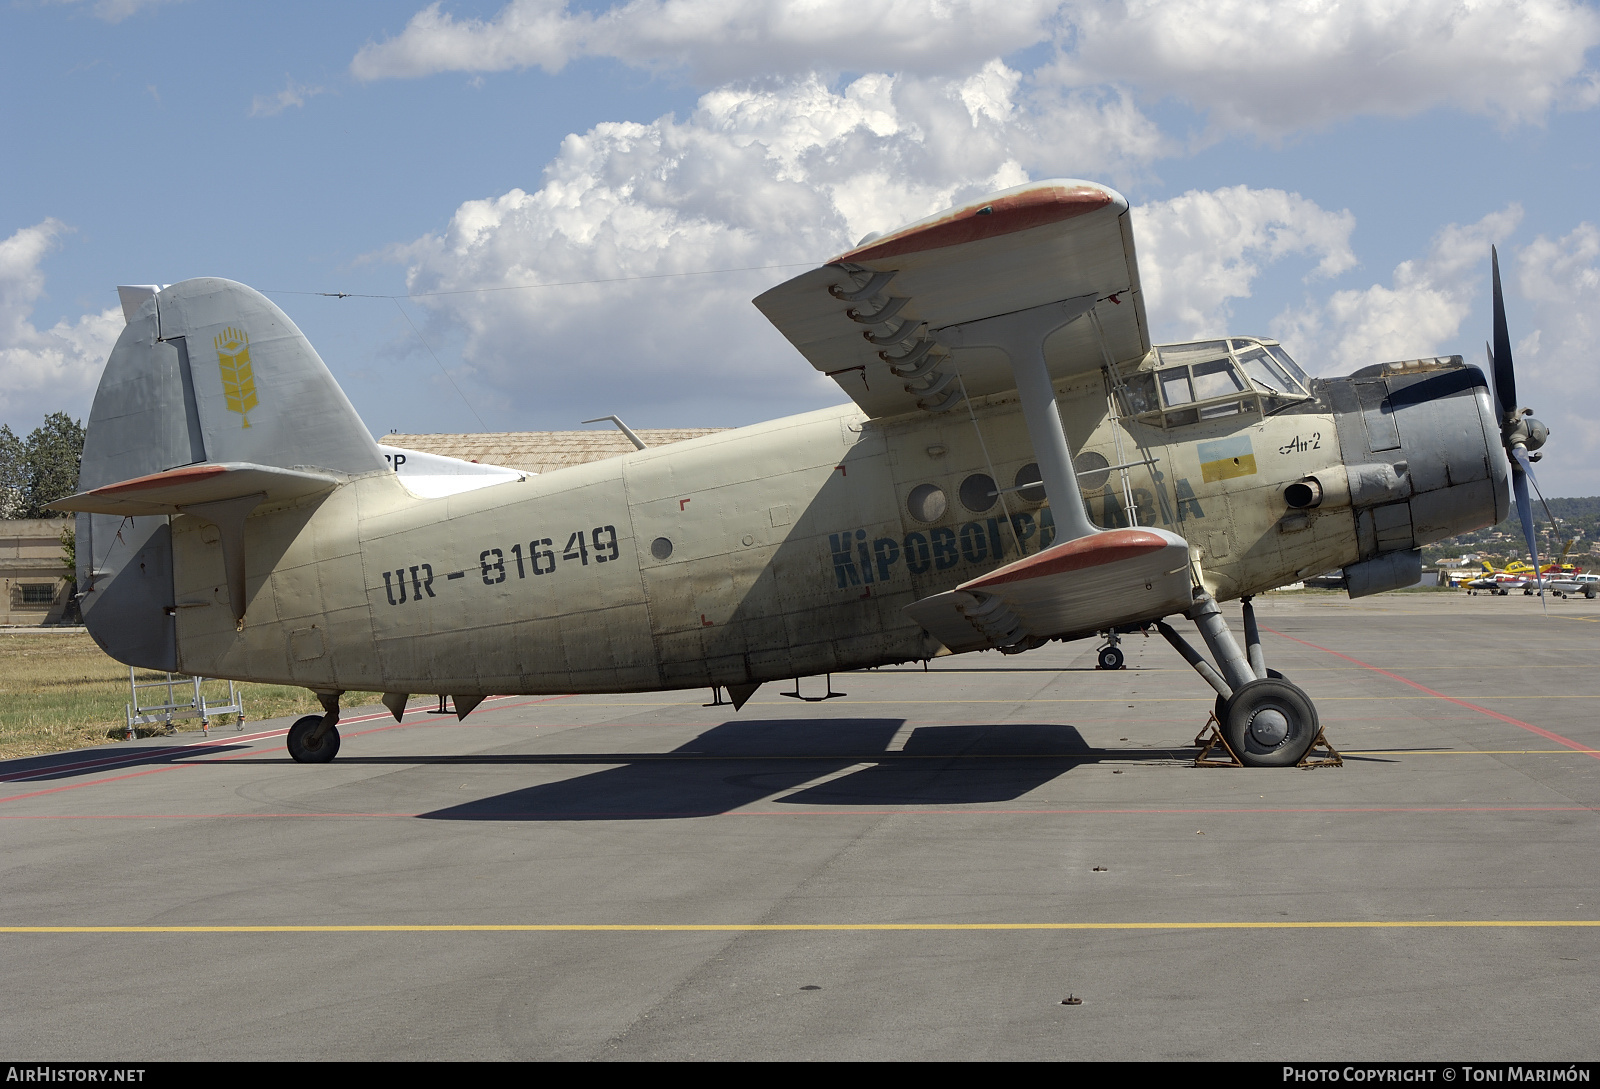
left=75, top=278, right=385, bottom=669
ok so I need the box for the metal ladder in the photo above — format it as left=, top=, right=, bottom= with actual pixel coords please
left=125, top=669, right=245, bottom=739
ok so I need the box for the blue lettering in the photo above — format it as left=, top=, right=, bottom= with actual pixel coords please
left=873, top=537, right=900, bottom=581
left=931, top=527, right=959, bottom=570
left=829, top=532, right=861, bottom=587
left=959, top=522, right=988, bottom=564
left=1175, top=477, right=1205, bottom=521
left=1009, top=512, right=1037, bottom=554
left=904, top=532, right=931, bottom=575
left=855, top=528, right=874, bottom=584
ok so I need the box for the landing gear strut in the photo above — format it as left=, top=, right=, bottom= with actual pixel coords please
left=1157, top=593, right=1322, bottom=767
left=288, top=691, right=342, bottom=763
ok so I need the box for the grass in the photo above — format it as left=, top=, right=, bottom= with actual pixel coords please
left=0, top=632, right=374, bottom=760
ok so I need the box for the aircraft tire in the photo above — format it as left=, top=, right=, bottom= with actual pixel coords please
left=1214, top=668, right=1286, bottom=721
left=1220, top=678, right=1318, bottom=768
left=1098, top=646, right=1124, bottom=670
left=1587, top=586, right=1597, bottom=600
left=287, top=715, right=340, bottom=763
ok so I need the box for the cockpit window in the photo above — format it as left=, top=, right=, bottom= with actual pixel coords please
left=1118, top=371, right=1159, bottom=415
left=1265, top=344, right=1311, bottom=387
left=1237, top=347, right=1297, bottom=394
left=1191, top=358, right=1244, bottom=400
left=1133, top=339, right=1311, bottom=429
left=1158, top=341, right=1229, bottom=367
left=1158, top=366, right=1194, bottom=406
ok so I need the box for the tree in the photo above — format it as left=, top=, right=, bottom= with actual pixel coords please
left=21, top=413, right=85, bottom=519
left=0, top=424, right=24, bottom=518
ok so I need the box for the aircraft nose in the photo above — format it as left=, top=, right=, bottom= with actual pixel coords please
left=1318, top=360, right=1506, bottom=577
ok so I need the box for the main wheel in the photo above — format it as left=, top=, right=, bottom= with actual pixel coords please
left=1097, top=645, right=1125, bottom=670
left=287, top=714, right=340, bottom=763
left=1219, top=678, right=1319, bottom=767
left=1215, top=668, right=1287, bottom=721
left=1586, top=586, right=1596, bottom=600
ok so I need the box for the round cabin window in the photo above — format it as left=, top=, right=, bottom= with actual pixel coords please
left=907, top=483, right=948, bottom=523
left=1074, top=451, right=1111, bottom=492
left=959, top=473, right=997, bottom=514
left=1013, top=463, right=1046, bottom=504
left=650, top=537, right=674, bottom=561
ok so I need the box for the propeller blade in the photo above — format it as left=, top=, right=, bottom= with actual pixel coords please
left=1491, top=246, right=1517, bottom=417
left=1512, top=448, right=1547, bottom=615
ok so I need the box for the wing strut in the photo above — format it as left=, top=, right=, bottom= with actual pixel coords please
left=931, top=294, right=1100, bottom=542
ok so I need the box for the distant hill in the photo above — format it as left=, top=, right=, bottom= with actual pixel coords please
left=1426, top=496, right=1600, bottom=563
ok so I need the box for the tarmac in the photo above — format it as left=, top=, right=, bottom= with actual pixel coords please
left=1, top=591, right=1596, bottom=1061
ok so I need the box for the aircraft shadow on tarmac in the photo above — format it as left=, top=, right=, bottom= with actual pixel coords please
left=412, top=718, right=1178, bottom=821
left=1, top=740, right=253, bottom=782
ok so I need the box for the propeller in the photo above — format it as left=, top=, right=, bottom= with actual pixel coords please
left=1488, top=246, right=1554, bottom=607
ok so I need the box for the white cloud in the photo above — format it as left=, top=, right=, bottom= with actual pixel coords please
left=1270, top=205, right=1523, bottom=375
left=355, top=1, right=1600, bottom=134
left=1514, top=223, right=1600, bottom=489
left=250, top=78, right=324, bottom=118
left=394, top=69, right=1167, bottom=425
left=0, top=221, right=121, bottom=429
left=1133, top=186, right=1357, bottom=341
left=352, top=0, right=1059, bottom=82
left=1054, top=0, right=1600, bottom=134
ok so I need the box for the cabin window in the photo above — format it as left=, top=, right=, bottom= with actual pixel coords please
left=959, top=473, right=997, bottom=513
left=1074, top=452, right=1111, bottom=491
left=1013, top=465, right=1046, bottom=504
left=907, top=483, right=948, bottom=523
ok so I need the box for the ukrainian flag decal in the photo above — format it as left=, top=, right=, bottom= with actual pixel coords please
left=1197, top=435, right=1257, bottom=483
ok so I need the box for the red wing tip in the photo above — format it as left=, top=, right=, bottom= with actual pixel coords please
left=834, top=184, right=1118, bottom=264
left=962, top=529, right=1175, bottom=590
left=89, top=464, right=228, bottom=495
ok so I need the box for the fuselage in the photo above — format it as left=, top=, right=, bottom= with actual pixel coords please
left=146, top=343, right=1505, bottom=697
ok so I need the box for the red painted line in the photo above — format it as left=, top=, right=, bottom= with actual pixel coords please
left=0, top=695, right=574, bottom=804
left=0, top=805, right=1592, bottom=821
left=1265, top=627, right=1600, bottom=760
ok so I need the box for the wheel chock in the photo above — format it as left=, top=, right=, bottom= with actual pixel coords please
left=1297, top=727, right=1344, bottom=769
left=1192, top=714, right=1244, bottom=767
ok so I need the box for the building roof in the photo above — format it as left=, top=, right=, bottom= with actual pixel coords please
left=379, top=429, right=730, bottom=475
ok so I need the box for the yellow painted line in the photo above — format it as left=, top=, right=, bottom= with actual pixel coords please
left=3, top=921, right=1597, bottom=934
left=576, top=696, right=1600, bottom=708
left=1346, top=749, right=1600, bottom=756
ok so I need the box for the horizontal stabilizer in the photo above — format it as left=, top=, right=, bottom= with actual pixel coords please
left=903, top=528, right=1193, bottom=654
left=50, top=461, right=337, bottom=516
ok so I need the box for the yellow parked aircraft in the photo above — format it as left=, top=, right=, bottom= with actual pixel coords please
left=54, top=179, right=1542, bottom=767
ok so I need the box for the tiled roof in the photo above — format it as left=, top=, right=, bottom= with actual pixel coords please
left=379, top=429, right=730, bottom=475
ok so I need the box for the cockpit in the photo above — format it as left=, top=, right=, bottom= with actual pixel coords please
left=1115, top=337, right=1313, bottom=429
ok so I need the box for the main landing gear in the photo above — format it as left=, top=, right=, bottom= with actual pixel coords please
left=287, top=691, right=341, bottom=763
left=1157, top=593, right=1324, bottom=767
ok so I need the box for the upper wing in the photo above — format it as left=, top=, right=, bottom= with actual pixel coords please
left=753, top=179, right=1149, bottom=419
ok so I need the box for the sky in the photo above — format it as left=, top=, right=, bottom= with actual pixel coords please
left=2, top=0, right=1599, bottom=493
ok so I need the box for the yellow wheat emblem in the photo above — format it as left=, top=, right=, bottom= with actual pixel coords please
left=214, top=326, right=258, bottom=429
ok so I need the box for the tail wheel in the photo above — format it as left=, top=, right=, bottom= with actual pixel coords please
left=287, top=714, right=340, bottom=763
left=1219, top=678, right=1319, bottom=768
